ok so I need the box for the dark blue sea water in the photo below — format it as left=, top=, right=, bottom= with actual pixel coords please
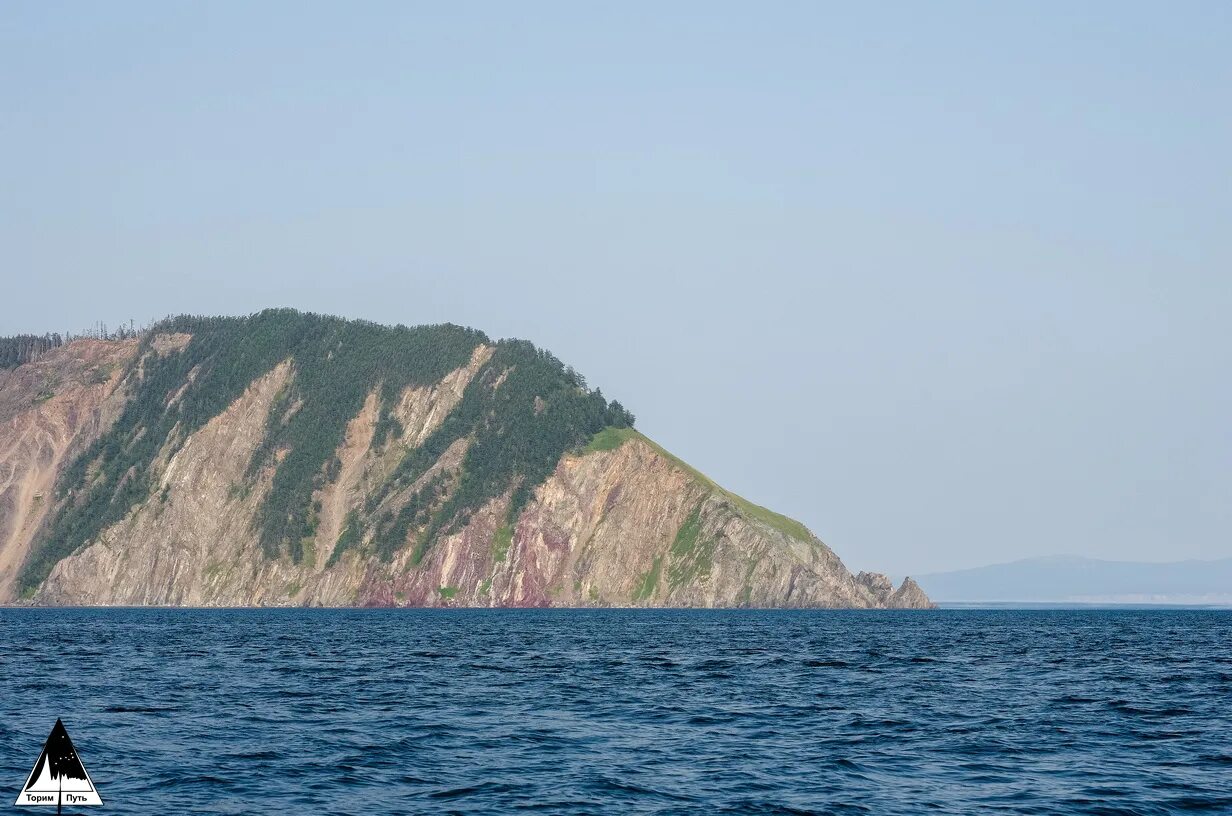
left=1, top=609, right=1229, bottom=815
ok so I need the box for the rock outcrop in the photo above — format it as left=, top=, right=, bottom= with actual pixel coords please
left=0, top=339, right=138, bottom=601
left=0, top=318, right=932, bottom=609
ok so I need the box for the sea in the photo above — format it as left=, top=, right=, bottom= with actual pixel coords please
left=0, top=608, right=1228, bottom=815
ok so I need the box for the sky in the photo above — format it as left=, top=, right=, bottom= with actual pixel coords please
left=2, top=2, right=1229, bottom=575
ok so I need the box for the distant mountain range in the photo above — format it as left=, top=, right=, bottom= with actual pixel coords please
left=916, top=555, right=1232, bottom=605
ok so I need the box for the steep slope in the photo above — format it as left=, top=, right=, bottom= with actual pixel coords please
left=2, top=310, right=930, bottom=608
left=0, top=338, right=140, bottom=601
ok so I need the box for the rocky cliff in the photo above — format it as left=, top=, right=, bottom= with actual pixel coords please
left=0, top=338, right=137, bottom=600
left=0, top=311, right=931, bottom=609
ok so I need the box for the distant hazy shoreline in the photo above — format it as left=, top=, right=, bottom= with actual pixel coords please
left=916, top=555, right=1232, bottom=606
left=937, top=602, right=1232, bottom=610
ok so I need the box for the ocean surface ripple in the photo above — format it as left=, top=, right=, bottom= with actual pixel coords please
left=1, top=608, right=1229, bottom=814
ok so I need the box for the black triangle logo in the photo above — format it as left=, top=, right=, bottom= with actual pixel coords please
left=15, top=719, right=103, bottom=808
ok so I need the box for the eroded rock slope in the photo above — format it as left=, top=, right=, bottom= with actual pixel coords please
left=1, top=312, right=931, bottom=609
left=0, top=339, right=138, bottom=601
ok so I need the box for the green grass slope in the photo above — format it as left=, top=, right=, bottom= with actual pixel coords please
left=580, top=427, right=814, bottom=543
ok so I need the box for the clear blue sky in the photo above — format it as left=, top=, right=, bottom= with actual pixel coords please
left=3, top=2, right=1229, bottom=574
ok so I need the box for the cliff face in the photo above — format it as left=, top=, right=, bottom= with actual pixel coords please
left=0, top=339, right=139, bottom=602
left=2, top=314, right=931, bottom=609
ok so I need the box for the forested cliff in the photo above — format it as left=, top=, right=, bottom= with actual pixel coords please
left=0, top=310, right=930, bottom=608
